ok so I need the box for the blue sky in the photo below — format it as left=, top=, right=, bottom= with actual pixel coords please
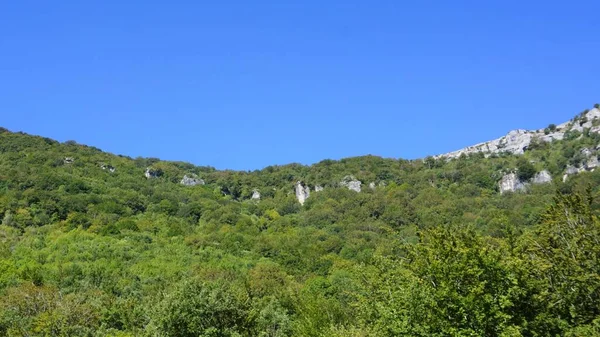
left=1, top=1, right=599, bottom=170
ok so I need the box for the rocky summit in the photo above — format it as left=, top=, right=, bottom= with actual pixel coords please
left=436, top=107, right=600, bottom=159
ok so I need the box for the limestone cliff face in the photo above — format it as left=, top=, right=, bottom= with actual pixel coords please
left=499, top=169, right=553, bottom=194
left=145, top=168, right=159, bottom=179
left=295, top=181, right=310, bottom=205
left=180, top=175, right=204, bottom=186
left=340, top=175, right=361, bottom=192
left=562, top=147, right=599, bottom=182
left=436, top=107, right=600, bottom=159
left=499, top=173, right=527, bottom=194
left=532, top=170, right=552, bottom=184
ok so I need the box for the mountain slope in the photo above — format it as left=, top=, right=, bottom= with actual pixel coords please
left=436, top=105, right=600, bottom=158
left=0, top=104, right=599, bottom=336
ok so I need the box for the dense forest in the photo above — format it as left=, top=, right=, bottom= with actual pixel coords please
left=1, top=107, right=600, bottom=336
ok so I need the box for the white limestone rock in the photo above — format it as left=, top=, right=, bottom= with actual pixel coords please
left=369, top=182, right=376, bottom=189
left=100, top=163, right=116, bottom=173
left=585, top=156, right=599, bottom=171
left=435, top=107, right=600, bottom=159
left=295, top=181, right=310, bottom=205
left=145, top=168, right=160, bottom=179
left=581, top=148, right=593, bottom=157
left=180, top=174, right=204, bottom=186
left=314, top=185, right=324, bottom=192
left=64, top=157, right=74, bottom=164
left=562, top=165, right=582, bottom=182
left=532, top=170, right=552, bottom=184
left=251, top=189, right=261, bottom=200
left=340, top=175, right=361, bottom=192
left=499, top=173, right=527, bottom=194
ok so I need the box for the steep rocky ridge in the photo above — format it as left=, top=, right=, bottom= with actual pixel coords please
left=435, top=107, right=600, bottom=159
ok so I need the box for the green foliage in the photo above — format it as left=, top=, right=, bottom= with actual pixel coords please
left=0, top=116, right=600, bottom=335
left=516, top=158, right=536, bottom=181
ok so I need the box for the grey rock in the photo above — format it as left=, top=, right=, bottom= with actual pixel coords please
left=435, top=107, right=600, bottom=159
left=340, top=175, right=362, bottom=192
left=499, top=173, right=527, bottom=194
left=581, top=148, right=593, bottom=157
left=145, top=168, right=159, bottom=179
left=562, top=165, right=582, bottom=182
left=180, top=174, right=204, bottom=186
left=532, top=170, right=552, bottom=184
left=369, top=182, right=376, bottom=189
left=100, top=163, right=116, bottom=173
left=295, top=181, right=310, bottom=205
left=585, top=156, right=599, bottom=171
left=251, top=189, right=261, bottom=200
left=64, top=157, right=74, bottom=164
left=314, top=185, right=324, bottom=192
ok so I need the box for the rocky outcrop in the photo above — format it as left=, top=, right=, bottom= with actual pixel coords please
left=436, top=107, right=600, bottom=159
left=563, top=166, right=581, bottom=182
left=64, top=157, right=74, bottom=164
left=532, top=170, right=552, bottom=184
left=100, top=163, right=116, bottom=173
left=295, top=181, right=310, bottom=205
left=145, top=168, right=160, bottom=179
left=585, top=156, right=599, bottom=170
left=369, top=182, right=376, bottom=189
left=251, top=190, right=261, bottom=200
left=180, top=175, right=204, bottom=186
left=500, top=169, right=554, bottom=194
left=314, top=185, right=324, bottom=192
left=499, top=173, right=527, bottom=194
left=340, top=175, right=361, bottom=192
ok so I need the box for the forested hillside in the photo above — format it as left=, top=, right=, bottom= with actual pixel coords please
left=1, top=106, right=600, bottom=336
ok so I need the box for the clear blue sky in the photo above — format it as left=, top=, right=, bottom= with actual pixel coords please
left=1, top=1, right=599, bottom=170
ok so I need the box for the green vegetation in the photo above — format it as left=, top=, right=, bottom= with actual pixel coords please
left=0, top=118, right=600, bottom=336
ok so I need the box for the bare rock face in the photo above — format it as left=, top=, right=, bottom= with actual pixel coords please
left=532, top=170, right=552, bottom=184
left=145, top=168, right=160, bottom=179
left=436, top=107, right=600, bottom=159
left=563, top=165, right=582, bottom=182
left=340, top=175, right=361, bottom=192
left=180, top=175, right=204, bottom=186
left=582, top=148, right=593, bottom=157
left=251, top=190, right=261, bottom=200
left=295, top=181, right=310, bottom=205
left=499, top=173, right=526, bottom=194
left=585, top=156, right=599, bottom=170
left=64, top=157, right=74, bottom=164
left=100, top=163, right=116, bottom=173
left=369, top=182, right=376, bottom=189
left=314, top=185, right=324, bottom=192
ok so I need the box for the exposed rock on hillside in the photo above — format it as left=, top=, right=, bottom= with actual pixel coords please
left=437, top=107, right=600, bottom=159
left=314, top=185, right=324, bottom=192
left=180, top=175, right=204, bottom=186
left=340, top=175, right=361, bottom=192
left=532, top=170, right=552, bottom=184
left=100, top=163, right=116, bottom=173
left=500, top=169, right=553, bottom=194
left=64, top=157, right=74, bottom=164
left=251, top=190, right=261, bottom=200
left=145, top=168, right=160, bottom=179
left=499, top=173, right=527, bottom=194
left=295, top=181, right=310, bottom=205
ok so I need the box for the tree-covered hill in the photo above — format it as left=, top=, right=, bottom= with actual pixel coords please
left=1, top=106, right=600, bottom=336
